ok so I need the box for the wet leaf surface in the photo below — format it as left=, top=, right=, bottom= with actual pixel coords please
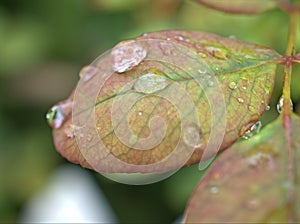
left=49, top=30, right=281, bottom=173
left=183, top=113, right=300, bottom=223
left=194, top=0, right=278, bottom=14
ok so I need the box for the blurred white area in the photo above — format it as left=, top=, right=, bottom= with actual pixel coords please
left=19, top=164, right=117, bottom=223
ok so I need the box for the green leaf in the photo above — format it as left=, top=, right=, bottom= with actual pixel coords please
left=193, top=0, right=278, bottom=14
left=183, top=113, right=300, bottom=223
left=48, top=30, right=281, bottom=173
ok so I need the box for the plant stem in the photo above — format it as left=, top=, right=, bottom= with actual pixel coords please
left=283, top=11, right=298, bottom=223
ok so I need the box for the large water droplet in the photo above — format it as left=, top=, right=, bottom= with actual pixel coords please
left=134, top=73, right=169, bottom=94
left=79, top=66, right=98, bottom=82
left=46, top=100, right=72, bottom=129
left=204, top=46, right=228, bottom=60
left=46, top=100, right=73, bottom=128
left=266, top=105, right=270, bottom=111
left=276, top=96, right=293, bottom=113
left=46, top=106, right=64, bottom=129
left=111, top=41, right=147, bottom=73
left=242, top=121, right=262, bottom=140
left=182, top=124, right=201, bottom=148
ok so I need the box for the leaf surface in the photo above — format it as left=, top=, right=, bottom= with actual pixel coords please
left=183, top=113, right=300, bottom=223
left=194, top=0, right=278, bottom=14
left=50, top=30, right=281, bottom=173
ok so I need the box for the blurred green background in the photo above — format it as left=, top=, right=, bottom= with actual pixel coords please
left=0, top=0, right=299, bottom=223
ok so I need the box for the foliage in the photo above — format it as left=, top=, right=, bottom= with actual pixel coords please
left=46, top=0, right=300, bottom=222
left=1, top=0, right=300, bottom=223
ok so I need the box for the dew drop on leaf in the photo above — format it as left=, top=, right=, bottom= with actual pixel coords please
left=159, top=42, right=173, bottom=56
left=247, top=105, right=254, bottom=112
left=79, top=65, right=98, bottom=82
left=134, top=73, right=169, bottom=94
left=242, top=121, right=262, bottom=140
left=245, top=198, right=260, bottom=210
left=46, top=100, right=72, bottom=129
left=182, top=123, right=202, bottom=148
left=266, top=105, right=270, bottom=111
left=174, top=35, right=190, bottom=42
left=198, top=68, right=207, bottom=74
left=237, top=97, right=244, bottom=103
left=276, top=96, right=293, bottom=114
left=46, top=106, right=64, bottom=129
left=198, top=52, right=207, bottom=58
left=111, top=41, right=147, bottom=73
left=210, top=186, right=219, bottom=194
left=228, top=81, right=238, bottom=90
left=174, top=35, right=185, bottom=41
left=64, top=124, right=82, bottom=138
left=138, top=111, right=143, bottom=116
left=208, top=80, right=214, bottom=87
left=204, top=46, right=228, bottom=60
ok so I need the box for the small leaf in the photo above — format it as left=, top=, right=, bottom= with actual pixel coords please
left=49, top=30, right=281, bottom=173
left=194, top=0, right=278, bottom=14
left=183, top=113, right=300, bottom=223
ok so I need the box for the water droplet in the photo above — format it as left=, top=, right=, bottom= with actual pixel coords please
left=204, top=46, right=228, bottom=60
left=244, top=151, right=271, bottom=166
left=237, top=97, right=244, bottom=103
left=166, top=38, right=171, bottom=41
left=242, top=85, right=248, bottom=90
left=183, top=123, right=201, bottom=148
left=134, top=73, right=169, bottom=94
left=46, top=106, right=65, bottom=129
left=138, top=111, right=143, bottom=116
left=276, top=96, right=293, bottom=113
left=198, top=68, right=207, bottom=74
left=111, top=41, right=147, bottom=73
left=159, top=42, right=173, bottom=56
left=79, top=66, right=98, bottom=82
left=142, top=32, right=148, bottom=37
left=46, top=100, right=73, bottom=129
left=174, top=35, right=185, bottom=41
left=266, top=105, right=270, bottom=111
left=210, top=186, right=219, bottom=194
left=245, top=198, right=260, bottom=210
left=208, top=80, right=214, bottom=87
left=64, top=124, right=82, bottom=138
left=248, top=105, right=255, bottom=112
left=213, top=65, right=220, bottom=72
left=86, top=134, right=93, bottom=142
left=198, top=52, right=207, bottom=58
left=242, top=121, right=262, bottom=140
left=244, top=54, right=256, bottom=59
left=228, top=81, right=237, bottom=90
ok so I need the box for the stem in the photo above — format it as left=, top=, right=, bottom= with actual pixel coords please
left=283, top=11, right=298, bottom=223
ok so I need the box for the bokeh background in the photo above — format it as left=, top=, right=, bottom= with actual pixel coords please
left=0, top=0, right=300, bottom=223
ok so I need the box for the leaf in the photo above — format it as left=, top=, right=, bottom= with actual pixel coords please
left=183, top=113, right=300, bottom=223
left=48, top=30, right=281, bottom=173
left=193, top=0, right=278, bottom=14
